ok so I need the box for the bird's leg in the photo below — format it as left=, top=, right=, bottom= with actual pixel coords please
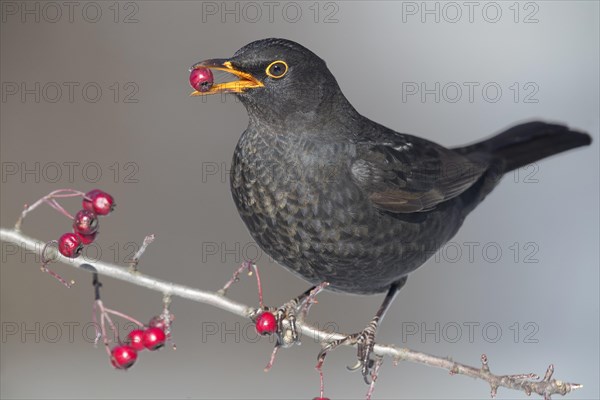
left=317, top=278, right=405, bottom=384
left=275, top=282, right=329, bottom=347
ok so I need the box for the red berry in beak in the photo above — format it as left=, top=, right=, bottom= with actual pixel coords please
left=83, top=189, right=115, bottom=216
left=143, top=327, right=166, bottom=350
left=73, top=209, right=99, bottom=235
left=255, top=311, right=277, bottom=335
left=58, top=232, right=83, bottom=258
left=189, top=68, right=214, bottom=92
left=126, top=329, right=146, bottom=351
left=110, top=345, right=138, bottom=370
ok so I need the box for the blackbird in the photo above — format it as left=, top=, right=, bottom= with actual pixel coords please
left=190, top=38, right=592, bottom=382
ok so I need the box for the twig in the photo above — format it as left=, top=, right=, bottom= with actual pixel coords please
left=219, top=261, right=265, bottom=308
left=0, top=227, right=582, bottom=399
left=128, top=234, right=156, bottom=272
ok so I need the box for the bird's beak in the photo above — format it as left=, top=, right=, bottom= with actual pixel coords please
left=189, top=58, right=264, bottom=96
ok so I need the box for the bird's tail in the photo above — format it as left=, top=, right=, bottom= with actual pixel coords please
left=453, top=121, right=592, bottom=172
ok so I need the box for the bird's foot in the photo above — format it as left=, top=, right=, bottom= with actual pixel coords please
left=275, top=282, right=330, bottom=348
left=274, top=301, right=300, bottom=348
left=257, top=283, right=329, bottom=372
left=318, top=319, right=380, bottom=384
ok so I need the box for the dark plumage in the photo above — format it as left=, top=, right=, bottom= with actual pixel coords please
left=191, top=38, right=592, bottom=380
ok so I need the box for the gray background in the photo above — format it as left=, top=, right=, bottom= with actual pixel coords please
left=1, top=1, right=598, bottom=399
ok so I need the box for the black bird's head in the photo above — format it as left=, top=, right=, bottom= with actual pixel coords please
left=191, top=38, right=348, bottom=124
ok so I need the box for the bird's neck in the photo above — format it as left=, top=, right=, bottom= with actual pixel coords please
left=244, top=89, right=362, bottom=140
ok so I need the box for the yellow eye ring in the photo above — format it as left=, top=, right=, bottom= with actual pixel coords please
left=265, top=61, right=288, bottom=78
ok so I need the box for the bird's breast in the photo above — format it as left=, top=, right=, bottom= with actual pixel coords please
left=231, top=128, right=359, bottom=230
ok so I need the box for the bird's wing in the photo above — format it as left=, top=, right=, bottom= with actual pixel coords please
left=351, top=134, right=489, bottom=213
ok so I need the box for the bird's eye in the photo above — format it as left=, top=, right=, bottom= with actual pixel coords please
left=266, top=61, right=288, bottom=78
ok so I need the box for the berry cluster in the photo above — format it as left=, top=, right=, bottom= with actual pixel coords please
left=58, top=189, right=114, bottom=258
left=92, top=274, right=174, bottom=371
left=110, top=317, right=168, bottom=370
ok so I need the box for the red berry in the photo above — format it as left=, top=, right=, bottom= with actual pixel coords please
left=255, top=311, right=277, bottom=335
left=83, top=189, right=115, bottom=216
left=125, top=329, right=146, bottom=351
left=189, top=68, right=214, bottom=92
left=73, top=209, right=99, bottom=235
left=58, top=232, right=83, bottom=258
left=82, top=189, right=102, bottom=212
left=110, top=345, right=138, bottom=370
left=143, top=327, right=166, bottom=350
left=76, top=231, right=97, bottom=245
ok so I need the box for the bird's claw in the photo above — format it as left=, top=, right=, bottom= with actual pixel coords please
left=317, top=322, right=379, bottom=384
left=350, top=325, right=378, bottom=384
left=258, top=284, right=329, bottom=371
left=275, top=282, right=330, bottom=348
left=275, top=302, right=300, bottom=347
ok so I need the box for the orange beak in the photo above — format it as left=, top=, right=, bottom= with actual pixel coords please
left=189, top=59, right=264, bottom=96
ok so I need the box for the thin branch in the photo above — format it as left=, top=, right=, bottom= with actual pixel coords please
left=128, top=234, right=156, bottom=272
left=0, top=227, right=582, bottom=399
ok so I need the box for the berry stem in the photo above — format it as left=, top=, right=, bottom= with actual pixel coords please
left=45, top=198, right=74, bottom=220
left=264, top=344, right=280, bottom=372
left=103, top=307, right=144, bottom=328
left=40, top=265, right=74, bottom=288
left=316, top=359, right=326, bottom=399
left=39, top=240, right=74, bottom=288
left=15, top=189, right=85, bottom=230
left=251, top=263, right=264, bottom=308
left=92, top=299, right=102, bottom=347
left=102, top=304, right=119, bottom=343
left=219, top=261, right=265, bottom=308
left=93, top=297, right=124, bottom=355
left=97, top=301, right=112, bottom=356
left=365, top=357, right=383, bottom=400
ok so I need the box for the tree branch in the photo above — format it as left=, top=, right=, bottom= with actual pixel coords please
left=0, top=227, right=582, bottom=399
